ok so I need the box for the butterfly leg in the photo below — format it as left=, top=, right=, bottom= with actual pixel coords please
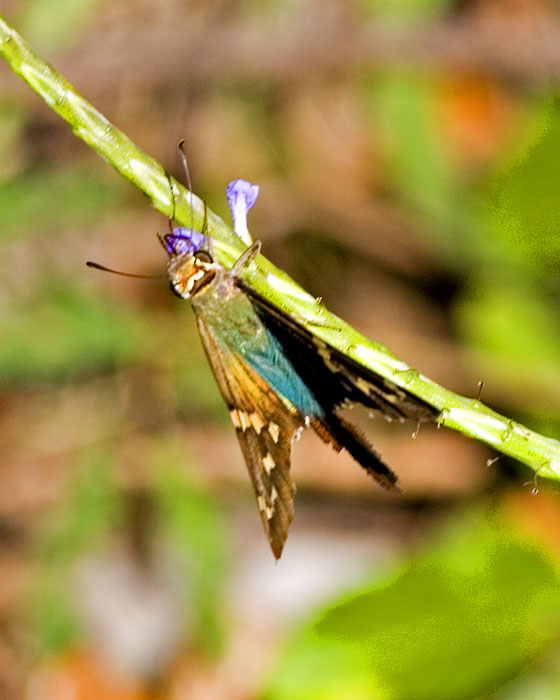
left=232, top=241, right=262, bottom=274
left=202, top=202, right=215, bottom=259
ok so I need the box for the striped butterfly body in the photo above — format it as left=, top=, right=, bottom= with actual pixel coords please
left=164, top=180, right=438, bottom=559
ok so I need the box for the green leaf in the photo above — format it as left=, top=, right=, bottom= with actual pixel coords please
left=15, top=0, right=102, bottom=52
left=455, top=279, right=560, bottom=371
left=267, top=509, right=560, bottom=700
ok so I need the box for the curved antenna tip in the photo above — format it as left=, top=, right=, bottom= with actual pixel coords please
left=86, top=260, right=160, bottom=280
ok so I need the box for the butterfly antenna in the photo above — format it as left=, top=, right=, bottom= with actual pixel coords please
left=86, top=261, right=160, bottom=279
left=162, top=164, right=177, bottom=229
left=177, top=139, right=195, bottom=234
left=177, top=139, right=213, bottom=257
left=203, top=200, right=214, bottom=257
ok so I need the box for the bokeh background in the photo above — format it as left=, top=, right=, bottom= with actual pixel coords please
left=1, top=0, right=560, bottom=698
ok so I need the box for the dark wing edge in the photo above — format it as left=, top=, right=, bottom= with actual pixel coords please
left=195, top=315, right=303, bottom=559
left=310, top=411, right=401, bottom=492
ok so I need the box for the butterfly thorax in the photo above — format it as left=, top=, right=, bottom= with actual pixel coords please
left=168, top=252, right=263, bottom=348
left=191, top=266, right=271, bottom=355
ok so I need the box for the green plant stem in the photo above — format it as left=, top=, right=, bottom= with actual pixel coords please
left=1, top=15, right=559, bottom=481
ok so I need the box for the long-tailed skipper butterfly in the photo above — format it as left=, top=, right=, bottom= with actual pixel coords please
left=161, top=174, right=438, bottom=559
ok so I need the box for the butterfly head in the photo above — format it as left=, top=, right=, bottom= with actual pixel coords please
left=163, top=229, right=218, bottom=299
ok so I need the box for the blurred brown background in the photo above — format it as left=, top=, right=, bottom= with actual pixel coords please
left=1, top=1, right=560, bottom=698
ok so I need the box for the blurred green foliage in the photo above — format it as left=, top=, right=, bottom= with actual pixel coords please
left=267, top=508, right=560, bottom=700
left=366, top=68, right=560, bottom=440
left=363, top=0, right=454, bottom=22
left=153, top=441, right=229, bottom=655
left=482, top=99, right=560, bottom=277
left=31, top=445, right=228, bottom=659
left=31, top=454, right=120, bottom=656
left=456, top=281, right=560, bottom=379
left=0, top=166, right=122, bottom=241
left=369, top=70, right=465, bottom=252
left=0, top=280, right=150, bottom=384
left=14, top=0, right=102, bottom=52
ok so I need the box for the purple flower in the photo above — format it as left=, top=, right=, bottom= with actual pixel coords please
left=164, top=228, right=207, bottom=256
left=226, top=179, right=259, bottom=245
left=164, top=179, right=259, bottom=255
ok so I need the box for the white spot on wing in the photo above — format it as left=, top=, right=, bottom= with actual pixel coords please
left=257, top=495, right=274, bottom=520
left=229, top=409, right=241, bottom=429
left=355, top=377, right=371, bottom=395
left=268, top=422, right=280, bottom=443
left=263, top=452, right=275, bottom=474
left=313, top=337, right=338, bottom=372
left=249, top=411, right=265, bottom=434
left=239, top=410, right=251, bottom=431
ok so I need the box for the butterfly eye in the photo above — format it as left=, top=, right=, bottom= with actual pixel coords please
left=194, top=250, right=213, bottom=263
left=169, top=281, right=183, bottom=298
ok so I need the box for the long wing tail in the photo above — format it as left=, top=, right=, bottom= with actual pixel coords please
left=310, top=411, right=400, bottom=492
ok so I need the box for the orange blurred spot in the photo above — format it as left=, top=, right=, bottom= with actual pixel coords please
left=437, top=72, right=518, bottom=168
left=503, top=488, right=560, bottom=561
left=28, top=649, right=152, bottom=700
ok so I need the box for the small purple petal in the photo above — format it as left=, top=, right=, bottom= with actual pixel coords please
left=226, top=179, right=259, bottom=245
left=164, top=228, right=207, bottom=256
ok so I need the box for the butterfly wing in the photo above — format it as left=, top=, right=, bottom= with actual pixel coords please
left=235, top=281, right=438, bottom=491
left=238, top=282, right=438, bottom=424
left=195, top=314, right=304, bottom=559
